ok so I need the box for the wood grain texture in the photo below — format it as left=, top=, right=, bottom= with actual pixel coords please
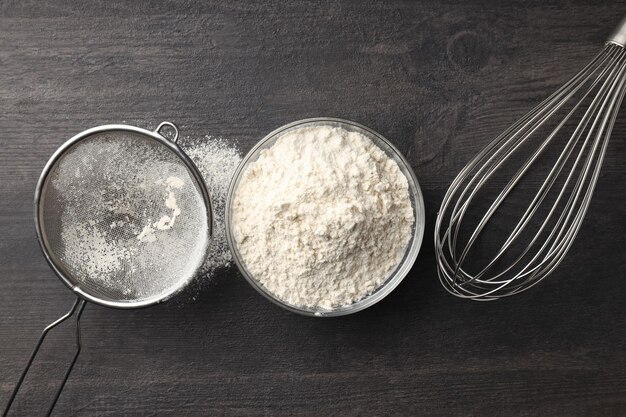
left=1, top=1, right=625, bottom=416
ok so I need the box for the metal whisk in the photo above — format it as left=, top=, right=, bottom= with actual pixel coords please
left=435, top=16, right=626, bottom=300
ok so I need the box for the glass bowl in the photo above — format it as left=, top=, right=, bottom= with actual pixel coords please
left=225, top=118, right=425, bottom=317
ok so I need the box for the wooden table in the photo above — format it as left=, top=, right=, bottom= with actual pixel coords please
left=1, top=1, right=625, bottom=415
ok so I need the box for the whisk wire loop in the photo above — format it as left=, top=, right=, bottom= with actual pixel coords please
left=436, top=40, right=626, bottom=300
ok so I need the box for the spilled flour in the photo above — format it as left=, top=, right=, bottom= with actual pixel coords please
left=180, top=136, right=242, bottom=278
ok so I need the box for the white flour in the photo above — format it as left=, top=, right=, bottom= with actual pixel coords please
left=232, top=125, right=414, bottom=309
left=137, top=176, right=185, bottom=242
left=61, top=221, right=132, bottom=278
left=182, top=136, right=242, bottom=278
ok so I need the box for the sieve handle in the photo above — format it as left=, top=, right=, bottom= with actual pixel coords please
left=155, top=121, right=179, bottom=143
left=2, top=297, right=86, bottom=417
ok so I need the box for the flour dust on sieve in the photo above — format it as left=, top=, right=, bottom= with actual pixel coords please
left=45, top=132, right=209, bottom=301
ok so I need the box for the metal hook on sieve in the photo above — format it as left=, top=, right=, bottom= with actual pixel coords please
left=155, top=121, right=179, bottom=143
left=3, top=297, right=86, bottom=417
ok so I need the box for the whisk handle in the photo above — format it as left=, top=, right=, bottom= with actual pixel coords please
left=607, top=15, right=626, bottom=47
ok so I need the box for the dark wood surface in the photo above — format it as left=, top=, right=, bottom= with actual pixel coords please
left=1, top=1, right=625, bottom=416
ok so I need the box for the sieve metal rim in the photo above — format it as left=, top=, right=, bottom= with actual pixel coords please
left=34, top=122, right=214, bottom=309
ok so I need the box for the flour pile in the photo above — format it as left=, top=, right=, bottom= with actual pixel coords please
left=232, top=125, right=414, bottom=309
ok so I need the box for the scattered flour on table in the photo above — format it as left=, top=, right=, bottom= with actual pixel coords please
left=181, top=136, right=242, bottom=278
left=232, top=125, right=414, bottom=310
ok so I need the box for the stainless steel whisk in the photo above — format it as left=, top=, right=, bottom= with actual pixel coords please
left=435, top=16, right=626, bottom=300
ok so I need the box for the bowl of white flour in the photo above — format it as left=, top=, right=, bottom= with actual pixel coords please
left=226, top=118, right=425, bottom=316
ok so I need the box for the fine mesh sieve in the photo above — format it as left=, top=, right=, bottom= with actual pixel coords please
left=4, top=122, right=212, bottom=416
left=38, top=125, right=211, bottom=306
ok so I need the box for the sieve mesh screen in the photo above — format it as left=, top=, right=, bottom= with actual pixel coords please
left=38, top=130, right=210, bottom=305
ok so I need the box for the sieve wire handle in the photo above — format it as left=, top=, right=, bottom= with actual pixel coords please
left=2, top=297, right=86, bottom=417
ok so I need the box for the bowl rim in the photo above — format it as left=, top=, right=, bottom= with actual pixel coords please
left=225, top=117, right=425, bottom=317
